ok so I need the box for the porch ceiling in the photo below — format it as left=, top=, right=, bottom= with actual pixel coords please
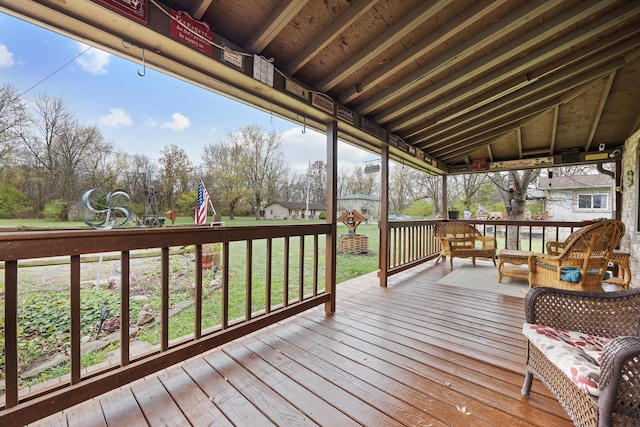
left=2, top=0, right=640, bottom=174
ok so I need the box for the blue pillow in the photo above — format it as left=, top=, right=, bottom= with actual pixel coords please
left=560, top=267, right=581, bottom=282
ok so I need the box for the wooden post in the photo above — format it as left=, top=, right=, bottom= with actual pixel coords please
left=379, top=145, right=389, bottom=287
left=325, top=119, right=338, bottom=313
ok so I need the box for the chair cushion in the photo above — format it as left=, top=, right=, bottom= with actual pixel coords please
left=560, top=267, right=581, bottom=282
left=523, top=323, right=610, bottom=397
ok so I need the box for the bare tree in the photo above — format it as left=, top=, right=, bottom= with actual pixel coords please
left=0, top=84, right=28, bottom=179
left=202, top=138, right=250, bottom=219
left=234, top=125, right=287, bottom=219
left=158, top=144, right=195, bottom=209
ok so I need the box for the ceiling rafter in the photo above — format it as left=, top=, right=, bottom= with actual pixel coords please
left=337, top=0, right=507, bottom=104
left=402, top=25, right=640, bottom=141
left=414, top=41, right=637, bottom=148
left=285, top=0, right=376, bottom=75
left=189, top=0, right=213, bottom=20
left=355, top=1, right=564, bottom=116
left=393, top=7, right=640, bottom=137
left=244, top=0, right=308, bottom=54
left=315, top=0, right=450, bottom=92
left=425, top=78, right=608, bottom=158
left=585, top=71, right=617, bottom=152
left=430, top=103, right=556, bottom=160
left=374, top=0, right=622, bottom=127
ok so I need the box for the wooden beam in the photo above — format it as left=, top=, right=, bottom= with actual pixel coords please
left=415, top=54, right=629, bottom=149
left=286, top=0, right=375, bottom=75
left=379, top=145, right=389, bottom=287
left=325, top=119, right=338, bottom=313
left=244, top=0, right=308, bottom=53
left=339, top=0, right=507, bottom=104
left=585, top=71, right=616, bottom=152
left=397, top=14, right=640, bottom=138
left=189, top=0, right=213, bottom=20
left=356, top=1, right=563, bottom=115
left=377, top=0, right=628, bottom=128
left=316, top=0, right=450, bottom=92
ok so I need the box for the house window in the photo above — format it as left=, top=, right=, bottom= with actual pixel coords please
left=577, top=193, right=608, bottom=210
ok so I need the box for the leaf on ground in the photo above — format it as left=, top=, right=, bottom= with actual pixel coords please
left=456, top=405, right=471, bottom=415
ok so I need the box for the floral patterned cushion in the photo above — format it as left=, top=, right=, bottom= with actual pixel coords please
left=523, top=323, right=610, bottom=397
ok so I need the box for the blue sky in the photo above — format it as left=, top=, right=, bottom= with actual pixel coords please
left=0, top=12, right=372, bottom=172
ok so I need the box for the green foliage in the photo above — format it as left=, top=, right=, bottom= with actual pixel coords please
left=405, top=199, right=434, bottom=217
left=175, top=191, right=197, bottom=216
left=318, top=211, right=326, bottom=220
left=527, top=200, right=543, bottom=214
left=0, top=184, right=32, bottom=218
left=42, top=199, right=67, bottom=221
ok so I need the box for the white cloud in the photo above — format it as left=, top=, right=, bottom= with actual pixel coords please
left=280, top=126, right=371, bottom=172
left=98, top=108, right=132, bottom=127
left=161, top=112, right=191, bottom=131
left=75, top=42, right=110, bottom=74
left=0, top=44, right=15, bottom=68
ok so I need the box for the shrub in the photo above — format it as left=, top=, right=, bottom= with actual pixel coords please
left=42, top=199, right=67, bottom=221
left=0, top=184, right=32, bottom=218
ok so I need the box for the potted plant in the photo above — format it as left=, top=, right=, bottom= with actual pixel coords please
left=447, top=207, right=459, bottom=219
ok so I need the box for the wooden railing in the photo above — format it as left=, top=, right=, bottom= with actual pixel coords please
left=0, top=224, right=332, bottom=425
left=385, top=219, right=591, bottom=278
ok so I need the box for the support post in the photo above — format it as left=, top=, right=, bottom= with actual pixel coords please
left=325, top=120, right=338, bottom=313
left=379, top=146, right=390, bottom=287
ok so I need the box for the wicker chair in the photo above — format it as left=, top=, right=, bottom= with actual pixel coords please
left=521, top=286, right=640, bottom=427
left=434, top=222, right=496, bottom=271
left=546, top=227, right=631, bottom=290
left=527, top=220, right=624, bottom=292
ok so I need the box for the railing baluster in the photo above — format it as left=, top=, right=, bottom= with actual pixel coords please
left=284, top=236, right=290, bottom=307
left=313, top=235, right=318, bottom=296
left=246, top=240, right=252, bottom=321
left=70, top=255, right=81, bottom=384
left=5, top=260, right=18, bottom=408
left=194, top=244, right=202, bottom=339
left=121, top=251, right=131, bottom=364
left=298, top=235, right=304, bottom=301
left=161, top=247, right=169, bottom=352
left=222, top=241, right=229, bottom=329
left=266, top=238, right=272, bottom=313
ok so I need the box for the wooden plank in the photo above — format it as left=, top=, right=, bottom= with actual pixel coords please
left=223, top=340, right=361, bottom=427
left=99, top=388, right=147, bottom=426
left=254, top=329, right=452, bottom=426
left=129, top=376, right=188, bottom=426
left=240, top=333, right=406, bottom=426
left=157, top=367, right=233, bottom=426
left=28, top=411, right=67, bottom=427
left=65, top=399, right=106, bottom=427
left=182, top=353, right=275, bottom=426
left=291, top=314, right=570, bottom=425
left=202, top=349, right=318, bottom=426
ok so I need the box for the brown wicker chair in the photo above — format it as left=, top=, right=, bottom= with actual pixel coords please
left=527, top=220, right=624, bottom=292
left=521, top=286, right=640, bottom=427
left=434, top=222, right=496, bottom=271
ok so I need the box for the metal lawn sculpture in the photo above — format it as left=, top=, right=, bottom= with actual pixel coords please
left=82, top=189, right=131, bottom=230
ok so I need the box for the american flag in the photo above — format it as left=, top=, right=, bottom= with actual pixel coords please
left=195, top=179, right=211, bottom=224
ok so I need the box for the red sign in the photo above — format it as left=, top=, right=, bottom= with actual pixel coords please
left=471, top=158, right=488, bottom=171
left=170, top=10, right=214, bottom=56
left=97, top=0, right=148, bottom=24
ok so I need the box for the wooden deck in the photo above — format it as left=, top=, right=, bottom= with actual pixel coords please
left=29, top=261, right=572, bottom=426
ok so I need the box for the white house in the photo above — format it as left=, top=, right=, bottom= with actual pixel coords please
left=263, top=201, right=326, bottom=220
left=536, top=174, right=615, bottom=222
left=337, top=194, right=380, bottom=221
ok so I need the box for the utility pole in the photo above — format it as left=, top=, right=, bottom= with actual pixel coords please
left=305, top=160, right=311, bottom=219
